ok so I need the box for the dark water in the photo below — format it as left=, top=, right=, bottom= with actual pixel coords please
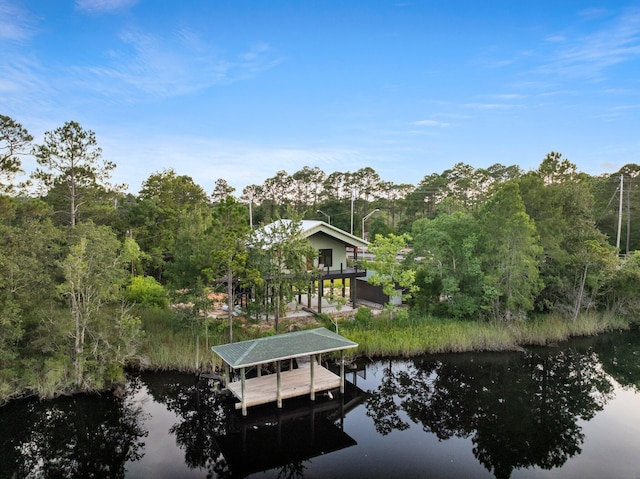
left=2, top=329, right=640, bottom=479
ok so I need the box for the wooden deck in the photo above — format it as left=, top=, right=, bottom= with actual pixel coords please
left=227, top=366, right=341, bottom=410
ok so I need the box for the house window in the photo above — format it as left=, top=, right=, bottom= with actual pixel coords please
left=319, top=249, right=333, bottom=268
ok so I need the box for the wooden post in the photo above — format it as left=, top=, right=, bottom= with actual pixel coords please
left=224, top=364, right=230, bottom=387
left=342, top=272, right=346, bottom=299
left=351, top=275, right=357, bottom=306
left=340, top=350, right=345, bottom=394
left=276, top=361, right=282, bottom=408
left=310, top=354, right=316, bottom=401
left=241, top=367, right=247, bottom=416
left=318, top=282, right=323, bottom=314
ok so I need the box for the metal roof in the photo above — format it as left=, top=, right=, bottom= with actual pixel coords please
left=251, top=219, right=369, bottom=249
left=211, top=327, right=358, bottom=369
left=298, top=220, right=369, bottom=248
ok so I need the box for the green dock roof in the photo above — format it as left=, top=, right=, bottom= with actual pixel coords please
left=211, top=327, right=358, bottom=369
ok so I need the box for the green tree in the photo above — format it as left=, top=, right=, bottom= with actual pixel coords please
left=591, top=164, right=640, bottom=253
left=262, top=170, right=293, bottom=219
left=537, top=151, right=580, bottom=184
left=292, top=166, right=326, bottom=213
left=602, top=252, right=640, bottom=317
left=125, top=275, right=168, bottom=308
left=211, top=178, right=236, bottom=203
left=164, top=210, right=212, bottom=290
left=249, top=219, right=316, bottom=333
left=32, top=121, right=118, bottom=227
left=479, top=182, right=543, bottom=322
left=204, top=196, right=253, bottom=342
left=131, top=169, right=209, bottom=279
left=0, top=114, right=33, bottom=193
left=411, top=211, right=484, bottom=319
left=0, top=200, right=60, bottom=402
left=362, top=233, right=417, bottom=317
left=519, top=155, right=613, bottom=316
left=54, top=223, right=134, bottom=390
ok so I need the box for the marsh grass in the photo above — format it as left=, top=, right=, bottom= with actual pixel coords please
left=339, top=309, right=632, bottom=359
left=138, top=308, right=253, bottom=371
left=137, top=306, right=632, bottom=371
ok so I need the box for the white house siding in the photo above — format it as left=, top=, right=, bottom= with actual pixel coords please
left=308, top=234, right=348, bottom=270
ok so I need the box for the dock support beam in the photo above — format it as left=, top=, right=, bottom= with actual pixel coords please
left=241, top=367, right=247, bottom=416
left=310, top=354, right=316, bottom=401
left=340, top=350, right=345, bottom=394
left=276, top=361, right=282, bottom=408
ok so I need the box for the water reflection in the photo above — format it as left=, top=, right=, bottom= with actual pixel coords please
left=0, top=386, right=147, bottom=478
left=592, top=328, right=640, bottom=391
left=142, top=372, right=363, bottom=478
left=365, top=348, right=614, bottom=479
left=142, top=372, right=233, bottom=477
left=1, top=331, right=639, bottom=479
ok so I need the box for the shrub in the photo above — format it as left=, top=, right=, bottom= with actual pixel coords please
left=354, top=307, right=373, bottom=328
left=394, top=308, right=410, bottom=323
left=125, top=276, right=169, bottom=308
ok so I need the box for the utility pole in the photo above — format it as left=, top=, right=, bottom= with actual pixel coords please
left=617, top=175, right=623, bottom=252
left=350, top=189, right=355, bottom=235
left=627, top=178, right=631, bottom=254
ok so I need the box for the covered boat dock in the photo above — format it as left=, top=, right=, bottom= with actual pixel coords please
left=212, top=328, right=358, bottom=415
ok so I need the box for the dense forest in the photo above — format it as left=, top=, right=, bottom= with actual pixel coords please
left=2, top=115, right=640, bottom=403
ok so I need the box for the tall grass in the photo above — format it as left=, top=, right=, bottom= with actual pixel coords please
left=138, top=308, right=262, bottom=371
left=138, top=305, right=632, bottom=370
left=339, top=309, right=632, bottom=359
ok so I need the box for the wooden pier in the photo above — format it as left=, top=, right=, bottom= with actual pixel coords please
left=226, top=364, right=341, bottom=410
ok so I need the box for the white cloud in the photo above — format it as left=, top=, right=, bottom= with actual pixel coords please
left=545, top=8, right=640, bottom=79
left=75, top=0, right=138, bottom=14
left=464, top=103, right=513, bottom=110
left=490, top=93, right=525, bottom=100
left=578, top=8, right=609, bottom=21
left=413, top=119, right=450, bottom=127
left=0, top=0, right=36, bottom=41
left=72, top=28, right=283, bottom=99
left=100, top=132, right=370, bottom=194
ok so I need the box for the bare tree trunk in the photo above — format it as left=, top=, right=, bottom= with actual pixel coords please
left=573, top=263, right=589, bottom=321
left=227, top=265, right=234, bottom=342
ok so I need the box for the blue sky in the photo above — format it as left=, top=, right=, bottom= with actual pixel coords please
left=2, top=0, right=640, bottom=194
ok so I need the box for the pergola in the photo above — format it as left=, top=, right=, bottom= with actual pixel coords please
left=212, top=328, right=358, bottom=416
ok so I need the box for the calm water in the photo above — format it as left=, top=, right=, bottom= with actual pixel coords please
left=2, top=329, right=640, bottom=479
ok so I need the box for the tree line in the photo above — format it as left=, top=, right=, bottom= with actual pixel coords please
left=2, top=114, right=640, bottom=402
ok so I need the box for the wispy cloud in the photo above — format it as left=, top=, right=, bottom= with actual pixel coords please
left=74, top=28, right=283, bottom=99
left=544, top=8, right=640, bottom=79
left=75, top=0, right=138, bottom=14
left=490, top=93, right=525, bottom=100
left=578, top=8, right=609, bottom=21
left=0, top=0, right=36, bottom=41
left=0, top=56, right=58, bottom=114
left=412, top=119, right=450, bottom=127
left=103, top=133, right=368, bottom=193
left=464, top=103, right=514, bottom=110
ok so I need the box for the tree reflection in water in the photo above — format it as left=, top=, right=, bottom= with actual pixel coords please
left=365, top=348, right=614, bottom=479
left=0, top=382, right=147, bottom=478
left=2, top=332, right=631, bottom=479
left=592, top=328, right=640, bottom=392
left=141, top=372, right=234, bottom=478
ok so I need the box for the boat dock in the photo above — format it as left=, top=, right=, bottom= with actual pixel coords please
left=212, top=328, right=358, bottom=415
